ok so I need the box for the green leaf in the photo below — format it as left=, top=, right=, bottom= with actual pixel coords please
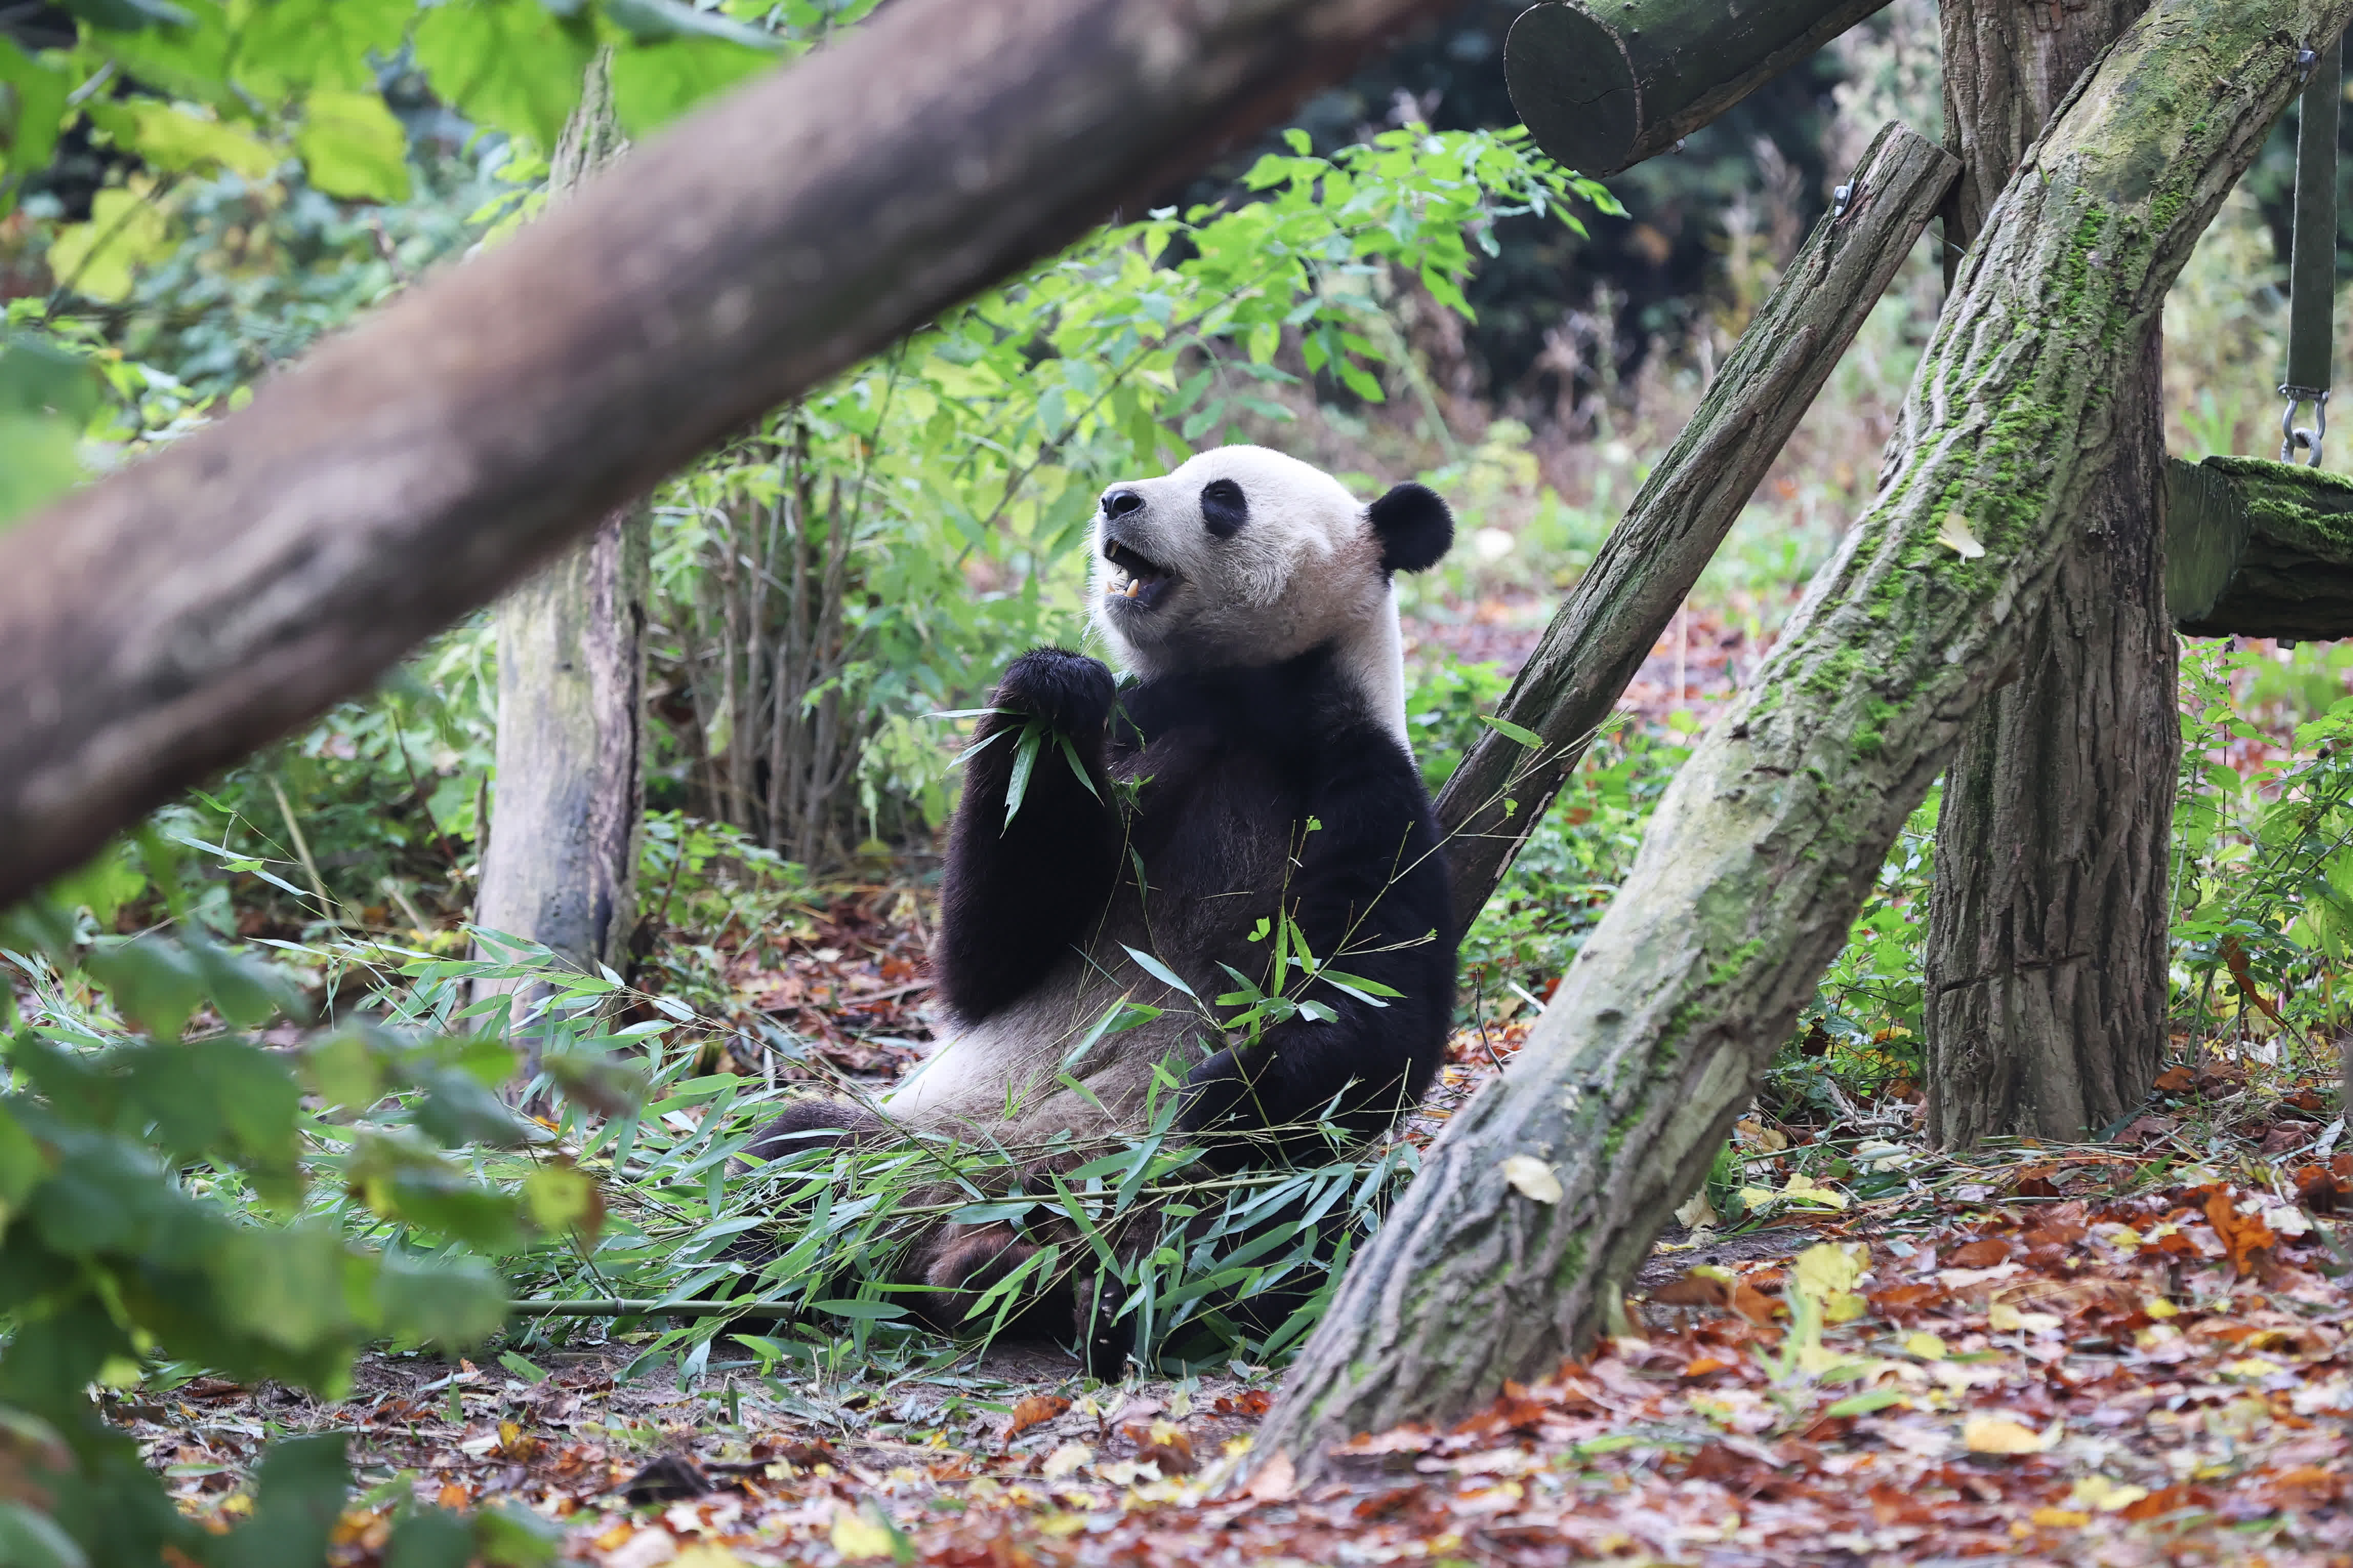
left=374, top=1255, right=505, bottom=1349
left=497, top=1350, right=549, bottom=1384
left=0, top=1501, right=87, bottom=1568
left=207, top=1225, right=359, bottom=1355
left=810, top=1298, right=909, bottom=1321
left=0, top=38, right=71, bottom=189
left=58, top=0, right=193, bottom=29
left=471, top=1502, right=562, bottom=1568
left=1478, top=713, right=1544, bottom=748
left=296, top=88, right=412, bottom=203
left=84, top=934, right=207, bottom=1038
left=234, top=0, right=414, bottom=99
left=219, top=1435, right=348, bottom=1568
left=383, top=1509, right=473, bottom=1568
left=1118, top=943, right=1198, bottom=1002
left=1056, top=731, right=1101, bottom=801
left=46, top=181, right=174, bottom=303
left=42, top=841, right=147, bottom=930
left=87, top=98, right=279, bottom=177
left=1823, top=1386, right=1908, bottom=1418
left=1000, top=720, right=1043, bottom=833
left=415, top=0, right=598, bottom=147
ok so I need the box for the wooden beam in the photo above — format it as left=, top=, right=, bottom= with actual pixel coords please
left=1504, top=0, right=1892, bottom=176
left=2170, top=455, right=2353, bottom=641
left=0, top=0, right=1467, bottom=908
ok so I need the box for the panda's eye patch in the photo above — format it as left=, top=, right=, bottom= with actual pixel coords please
left=1200, top=478, right=1248, bottom=538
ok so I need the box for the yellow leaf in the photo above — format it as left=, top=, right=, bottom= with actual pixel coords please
left=523, top=1160, right=605, bottom=1239
left=1041, top=1442, right=1092, bottom=1479
left=1935, top=510, right=1986, bottom=559
left=1963, top=1414, right=2058, bottom=1454
left=1903, top=1331, right=1947, bottom=1361
left=1782, top=1173, right=1849, bottom=1211
left=2223, top=1356, right=2283, bottom=1379
left=2066, top=1476, right=2150, bottom=1513
left=1501, top=1155, right=1562, bottom=1204
left=673, top=1549, right=748, bottom=1568
left=1792, top=1242, right=1865, bottom=1300
left=1035, top=1514, right=1088, bottom=1538
left=1988, top=1301, right=2062, bottom=1334
left=2031, top=1508, right=2090, bottom=1528
left=2144, top=1297, right=2179, bottom=1319
left=829, top=1507, right=896, bottom=1561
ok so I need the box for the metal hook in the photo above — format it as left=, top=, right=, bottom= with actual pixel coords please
left=2282, top=388, right=2329, bottom=466
left=1830, top=182, right=1853, bottom=220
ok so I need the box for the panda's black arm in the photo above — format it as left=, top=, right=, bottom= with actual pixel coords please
left=1179, top=736, right=1456, bottom=1154
left=935, top=647, right=1124, bottom=1022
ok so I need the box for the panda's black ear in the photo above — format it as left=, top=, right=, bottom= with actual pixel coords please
left=1369, top=482, right=1453, bottom=574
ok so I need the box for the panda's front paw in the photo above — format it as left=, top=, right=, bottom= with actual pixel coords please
left=997, top=647, right=1116, bottom=734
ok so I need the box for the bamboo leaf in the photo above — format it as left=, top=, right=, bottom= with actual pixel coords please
left=1001, top=721, right=1044, bottom=833
left=1119, top=944, right=1199, bottom=1001
left=1479, top=714, right=1545, bottom=748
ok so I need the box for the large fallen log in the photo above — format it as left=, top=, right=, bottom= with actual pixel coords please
left=0, top=0, right=1466, bottom=908
left=1254, top=0, right=2344, bottom=1474
left=1434, top=121, right=1957, bottom=927
left=2168, top=455, right=2353, bottom=640
left=1504, top=0, right=1892, bottom=176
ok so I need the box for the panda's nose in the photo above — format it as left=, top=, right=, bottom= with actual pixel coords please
left=1101, top=489, right=1145, bottom=518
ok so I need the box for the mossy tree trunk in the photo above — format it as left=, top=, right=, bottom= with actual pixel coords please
left=1435, top=122, right=1958, bottom=925
left=474, top=52, right=649, bottom=1004
left=1254, top=0, right=2343, bottom=1473
left=1923, top=0, right=2176, bottom=1148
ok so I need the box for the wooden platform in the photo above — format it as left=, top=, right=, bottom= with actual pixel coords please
left=2167, top=455, right=2353, bottom=640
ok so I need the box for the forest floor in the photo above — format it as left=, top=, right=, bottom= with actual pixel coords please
left=123, top=912, right=2353, bottom=1565
left=115, top=619, right=2353, bottom=1566
left=121, top=1014, right=2353, bottom=1567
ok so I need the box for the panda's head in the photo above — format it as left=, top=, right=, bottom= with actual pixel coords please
left=1089, top=446, right=1453, bottom=737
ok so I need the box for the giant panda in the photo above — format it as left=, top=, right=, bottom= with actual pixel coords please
left=742, top=445, right=1460, bottom=1348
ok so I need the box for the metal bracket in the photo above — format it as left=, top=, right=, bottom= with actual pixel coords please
left=2282, top=387, right=2330, bottom=466
left=1830, top=182, right=1854, bottom=219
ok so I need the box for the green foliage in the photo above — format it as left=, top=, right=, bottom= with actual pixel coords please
left=0, top=839, right=647, bottom=1564
left=651, top=125, right=1612, bottom=848
left=2171, top=640, right=2353, bottom=1048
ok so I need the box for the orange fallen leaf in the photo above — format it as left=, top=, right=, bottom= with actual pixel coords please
left=1004, top=1394, right=1071, bottom=1441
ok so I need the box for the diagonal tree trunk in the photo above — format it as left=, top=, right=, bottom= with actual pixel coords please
left=474, top=52, right=649, bottom=1006
left=1923, top=0, right=2175, bottom=1149
left=1434, top=122, right=1957, bottom=927
left=1253, top=0, right=2341, bottom=1474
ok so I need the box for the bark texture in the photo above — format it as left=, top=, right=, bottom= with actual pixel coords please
left=2169, top=456, right=2353, bottom=639
left=1925, top=0, right=2174, bottom=1149
left=0, top=0, right=1470, bottom=909
left=474, top=54, right=650, bottom=987
left=1255, top=0, right=2341, bottom=1473
left=1434, top=123, right=1958, bottom=928
left=1505, top=0, right=1892, bottom=176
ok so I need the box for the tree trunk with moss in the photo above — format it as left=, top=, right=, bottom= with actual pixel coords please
left=1254, top=0, right=2343, bottom=1475
left=1434, top=123, right=1958, bottom=925
left=474, top=52, right=649, bottom=1000
left=1922, top=0, right=2175, bottom=1149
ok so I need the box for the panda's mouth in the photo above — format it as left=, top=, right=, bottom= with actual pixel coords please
left=1103, top=540, right=1177, bottom=611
